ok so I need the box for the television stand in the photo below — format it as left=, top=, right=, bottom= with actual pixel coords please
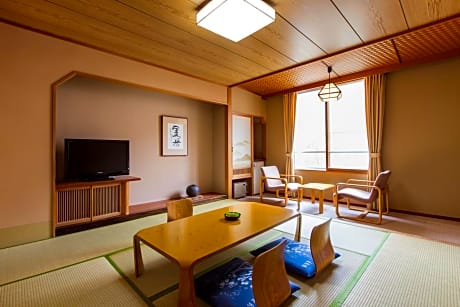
left=83, top=176, right=115, bottom=181
left=54, top=175, right=141, bottom=236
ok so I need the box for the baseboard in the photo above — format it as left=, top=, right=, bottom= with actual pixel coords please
left=0, top=221, right=51, bottom=249
left=390, top=208, right=460, bottom=222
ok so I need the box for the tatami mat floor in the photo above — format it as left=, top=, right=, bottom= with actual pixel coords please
left=1, top=198, right=459, bottom=307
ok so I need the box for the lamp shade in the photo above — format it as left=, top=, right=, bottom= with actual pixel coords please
left=318, top=66, right=342, bottom=102
left=318, top=82, right=342, bottom=102
left=196, top=0, right=275, bottom=42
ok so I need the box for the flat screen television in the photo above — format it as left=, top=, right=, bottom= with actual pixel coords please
left=64, top=138, right=130, bottom=181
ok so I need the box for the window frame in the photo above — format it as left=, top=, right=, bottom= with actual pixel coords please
left=294, top=79, right=368, bottom=173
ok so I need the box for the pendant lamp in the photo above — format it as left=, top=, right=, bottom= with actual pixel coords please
left=318, top=66, right=342, bottom=102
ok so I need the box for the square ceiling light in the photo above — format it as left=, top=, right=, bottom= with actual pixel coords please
left=197, top=0, right=275, bottom=42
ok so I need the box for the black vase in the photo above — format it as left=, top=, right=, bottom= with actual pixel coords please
left=186, top=184, right=200, bottom=197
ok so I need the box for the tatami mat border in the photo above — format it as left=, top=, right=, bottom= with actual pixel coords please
left=105, top=255, right=154, bottom=306
left=330, top=231, right=390, bottom=306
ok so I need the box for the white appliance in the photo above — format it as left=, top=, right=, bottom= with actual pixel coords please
left=233, top=182, right=247, bottom=199
left=252, top=161, right=264, bottom=195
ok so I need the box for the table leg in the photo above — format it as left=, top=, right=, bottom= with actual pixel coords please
left=294, top=214, right=302, bottom=241
left=133, top=236, right=144, bottom=277
left=178, top=265, right=196, bottom=307
left=318, top=190, right=324, bottom=214
left=259, top=178, right=263, bottom=203
left=311, top=190, right=316, bottom=203
left=297, top=189, right=302, bottom=211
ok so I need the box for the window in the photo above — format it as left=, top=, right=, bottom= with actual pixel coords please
left=293, top=79, right=368, bottom=171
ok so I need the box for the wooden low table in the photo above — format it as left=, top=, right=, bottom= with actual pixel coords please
left=133, top=202, right=301, bottom=306
left=300, top=183, right=336, bottom=213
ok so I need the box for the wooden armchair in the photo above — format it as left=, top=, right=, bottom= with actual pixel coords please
left=166, top=198, right=193, bottom=222
left=333, top=170, right=391, bottom=224
left=259, top=165, right=303, bottom=207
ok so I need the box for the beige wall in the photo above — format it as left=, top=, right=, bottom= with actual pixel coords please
left=231, top=87, right=266, bottom=117
left=212, top=106, right=228, bottom=194
left=0, top=22, right=270, bottom=248
left=265, top=96, right=286, bottom=171
left=56, top=76, right=225, bottom=204
left=266, top=56, right=460, bottom=218
left=384, top=56, right=460, bottom=218
left=0, top=22, right=228, bottom=247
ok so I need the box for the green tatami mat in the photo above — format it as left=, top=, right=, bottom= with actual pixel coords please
left=0, top=199, right=238, bottom=285
left=275, top=213, right=387, bottom=256
left=4, top=199, right=456, bottom=306
left=0, top=257, right=146, bottom=307
left=342, top=233, right=460, bottom=306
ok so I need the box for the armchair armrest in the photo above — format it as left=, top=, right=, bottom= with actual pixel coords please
left=336, top=182, right=377, bottom=190
left=346, top=178, right=375, bottom=184
left=262, top=176, right=288, bottom=184
left=344, top=179, right=389, bottom=192
left=280, top=174, right=304, bottom=184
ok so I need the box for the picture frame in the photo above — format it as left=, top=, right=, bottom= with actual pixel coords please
left=161, top=115, right=188, bottom=156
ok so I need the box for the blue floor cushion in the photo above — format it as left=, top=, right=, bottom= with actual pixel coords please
left=195, top=257, right=300, bottom=307
left=250, top=237, right=340, bottom=278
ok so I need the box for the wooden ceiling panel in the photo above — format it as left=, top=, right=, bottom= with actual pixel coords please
left=0, top=0, right=247, bottom=84
left=333, top=0, right=408, bottom=42
left=119, top=0, right=296, bottom=72
left=325, top=40, right=399, bottom=76
left=394, top=16, right=460, bottom=62
left=47, top=0, right=272, bottom=79
left=253, top=16, right=326, bottom=63
left=239, top=40, right=400, bottom=97
left=272, top=0, right=362, bottom=53
left=1, top=0, right=460, bottom=96
left=238, top=61, right=327, bottom=97
left=401, top=0, right=460, bottom=28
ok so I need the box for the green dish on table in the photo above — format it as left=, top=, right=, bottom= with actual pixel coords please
left=224, top=211, right=241, bottom=221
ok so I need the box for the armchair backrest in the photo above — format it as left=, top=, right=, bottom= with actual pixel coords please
left=370, top=170, right=391, bottom=200
left=261, top=166, right=284, bottom=188
left=252, top=239, right=291, bottom=306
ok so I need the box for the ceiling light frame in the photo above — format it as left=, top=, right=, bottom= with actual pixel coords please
left=196, top=0, right=275, bottom=42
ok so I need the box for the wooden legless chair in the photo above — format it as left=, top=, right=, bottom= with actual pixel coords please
left=310, top=218, right=335, bottom=274
left=250, top=218, right=337, bottom=279
left=195, top=239, right=299, bottom=306
left=166, top=198, right=193, bottom=222
left=252, top=239, right=293, bottom=306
